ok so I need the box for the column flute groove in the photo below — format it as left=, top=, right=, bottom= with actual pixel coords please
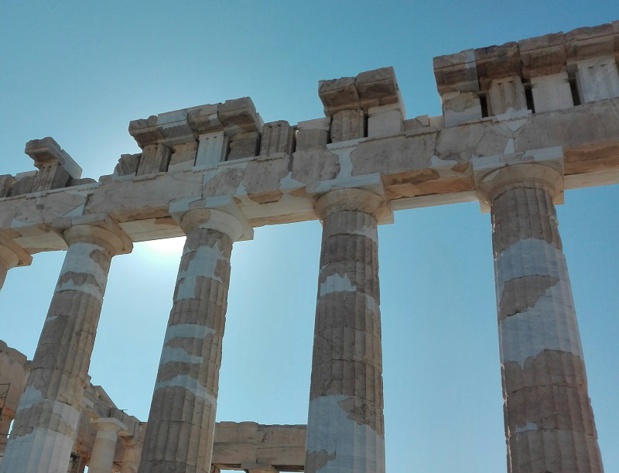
left=475, top=156, right=604, bottom=473
left=0, top=221, right=131, bottom=473
left=305, top=188, right=386, bottom=473
left=139, top=203, right=250, bottom=473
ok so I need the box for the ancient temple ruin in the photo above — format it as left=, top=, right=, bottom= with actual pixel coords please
left=1, top=20, right=619, bottom=473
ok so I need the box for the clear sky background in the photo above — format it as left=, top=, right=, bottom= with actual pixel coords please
left=1, top=2, right=618, bottom=472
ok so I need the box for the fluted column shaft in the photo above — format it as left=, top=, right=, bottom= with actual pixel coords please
left=483, top=164, right=603, bottom=473
left=305, top=189, right=386, bottom=473
left=89, top=418, right=127, bottom=473
left=139, top=207, right=246, bottom=473
left=0, top=224, right=129, bottom=473
left=0, top=413, right=11, bottom=456
left=67, top=455, right=86, bottom=473
left=120, top=436, right=142, bottom=473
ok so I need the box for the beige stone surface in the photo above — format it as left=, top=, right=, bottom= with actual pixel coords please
left=0, top=223, right=131, bottom=473
left=0, top=341, right=29, bottom=433
left=1, top=19, right=618, bottom=473
left=212, top=422, right=305, bottom=471
left=476, top=160, right=603, bottom=473
left=138, top=203, right=250, bottom=473
left=531, top=72, right=573, bottom=113
left=0, top=343, right=305, bottom=472
left=260, top=121, right=294, bottom=156
left=24, top=137, right=82, bottom=180
left=305, top=188, right=386, bottom=473
left=319, top=67, right=403, bottom=116
left=89, top=418, right=127, bottom=473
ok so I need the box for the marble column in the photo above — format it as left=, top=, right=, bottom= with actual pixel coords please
left=0, top=222, right=131, bottom=473
left=138, top=202, right=251, bottom=473
left=119, top=435, right=143, bottom=473
left=476, top=159, right=603, bottom=473
left=0, top=236, right=31, bottom=291
left=305, top=188, right=386, bottom=473
left=0, top=414, right=11, bottom=457
left=89, top=418, right=127, bottom=473
left=67, top=454, right=86, bottom=473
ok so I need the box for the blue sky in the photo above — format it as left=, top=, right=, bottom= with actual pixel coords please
left=1, top=2, right=618, bottom=472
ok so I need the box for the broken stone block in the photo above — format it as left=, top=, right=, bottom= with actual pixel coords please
left=566, top=23, right=616, bottom=61
left=519, top=33, right=567, bottom=79
left=227, top=132, right=260, bottom=160
left=260, top=121, right=294, bottom=155
left=136, top=144, right=171, bottom=176
left=475, top=42, right=522, bottom=91
left=9, top=171, right=36, bottom=196
left=573, top=56, right=619, bottom=103
left=355, top=66, right=401, bottom=110
left=442, top=91, right=483, bottom=127
left=404, top=115, right=432, bottom=131
left=531, top=72, right=573, bottom=112
left=0, top=175, right=15, bottom=197
left=330, top=109, right=365, bottom=142
left=24, top=137, right=82, bottom=180
left=23, top=137, right=82, bottom=191
left=114, top=154, right=141, bottom=177
left=218, top=98, right=263, bottom=135
left=318, top=76, right=358, bottom=115
left=187, top=104, right=221, bottom=135
left=295, top=118, right=330, bottom=150
left=155, top=109, right=193, bottom=146
left=433, top=49, right=479, bottom=94
left=195, top=131, right=228, bottom=167
left=368, top=104, right=403, bottom=138
left=318, top=67, right=402, bottom=116
left=128, top=115, right=163, bottom=148
left=67, top=177, right=97, bottom=187
left=488, top=76, right=527, bottom=116
left=168, top=141, right=198, bottom=172
left=31, top=162, right=71, bottom=191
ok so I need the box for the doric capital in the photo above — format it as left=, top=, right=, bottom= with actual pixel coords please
left=60, top=215, right=133, bottom=255
left=314, top=188, right=387, bottom=221
left=472, top=147, right=564, bottom=210
left=91, top=417, right=128, bottom=435
left=170, top=196, right=253, bottom=241
left=0, top=233, right=32, bottom=269
left=309, top=174, right=393, bottom=224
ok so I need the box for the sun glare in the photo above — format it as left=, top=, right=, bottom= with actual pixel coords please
left=141, top=237, right=185, bottom=256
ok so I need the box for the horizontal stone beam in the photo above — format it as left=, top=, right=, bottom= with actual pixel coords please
left=212, top=422, right=306, bottom=471
left=1, top=96, right=618, bottom=254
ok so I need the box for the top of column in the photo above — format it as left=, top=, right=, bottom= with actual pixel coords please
left=472, top=147, right=564, bottom=210
left=59, top=215, right=133, bottom=256
left=0, top=233, right=32, bottom=270
left=169, top=196, right=254, bottom=241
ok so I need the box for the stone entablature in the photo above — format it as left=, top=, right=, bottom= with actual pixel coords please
left=434, top=21, right=619, bottom=125
left=0, top=97, right=618, bottom=255
left=0, top=23, right=618, bottom=258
